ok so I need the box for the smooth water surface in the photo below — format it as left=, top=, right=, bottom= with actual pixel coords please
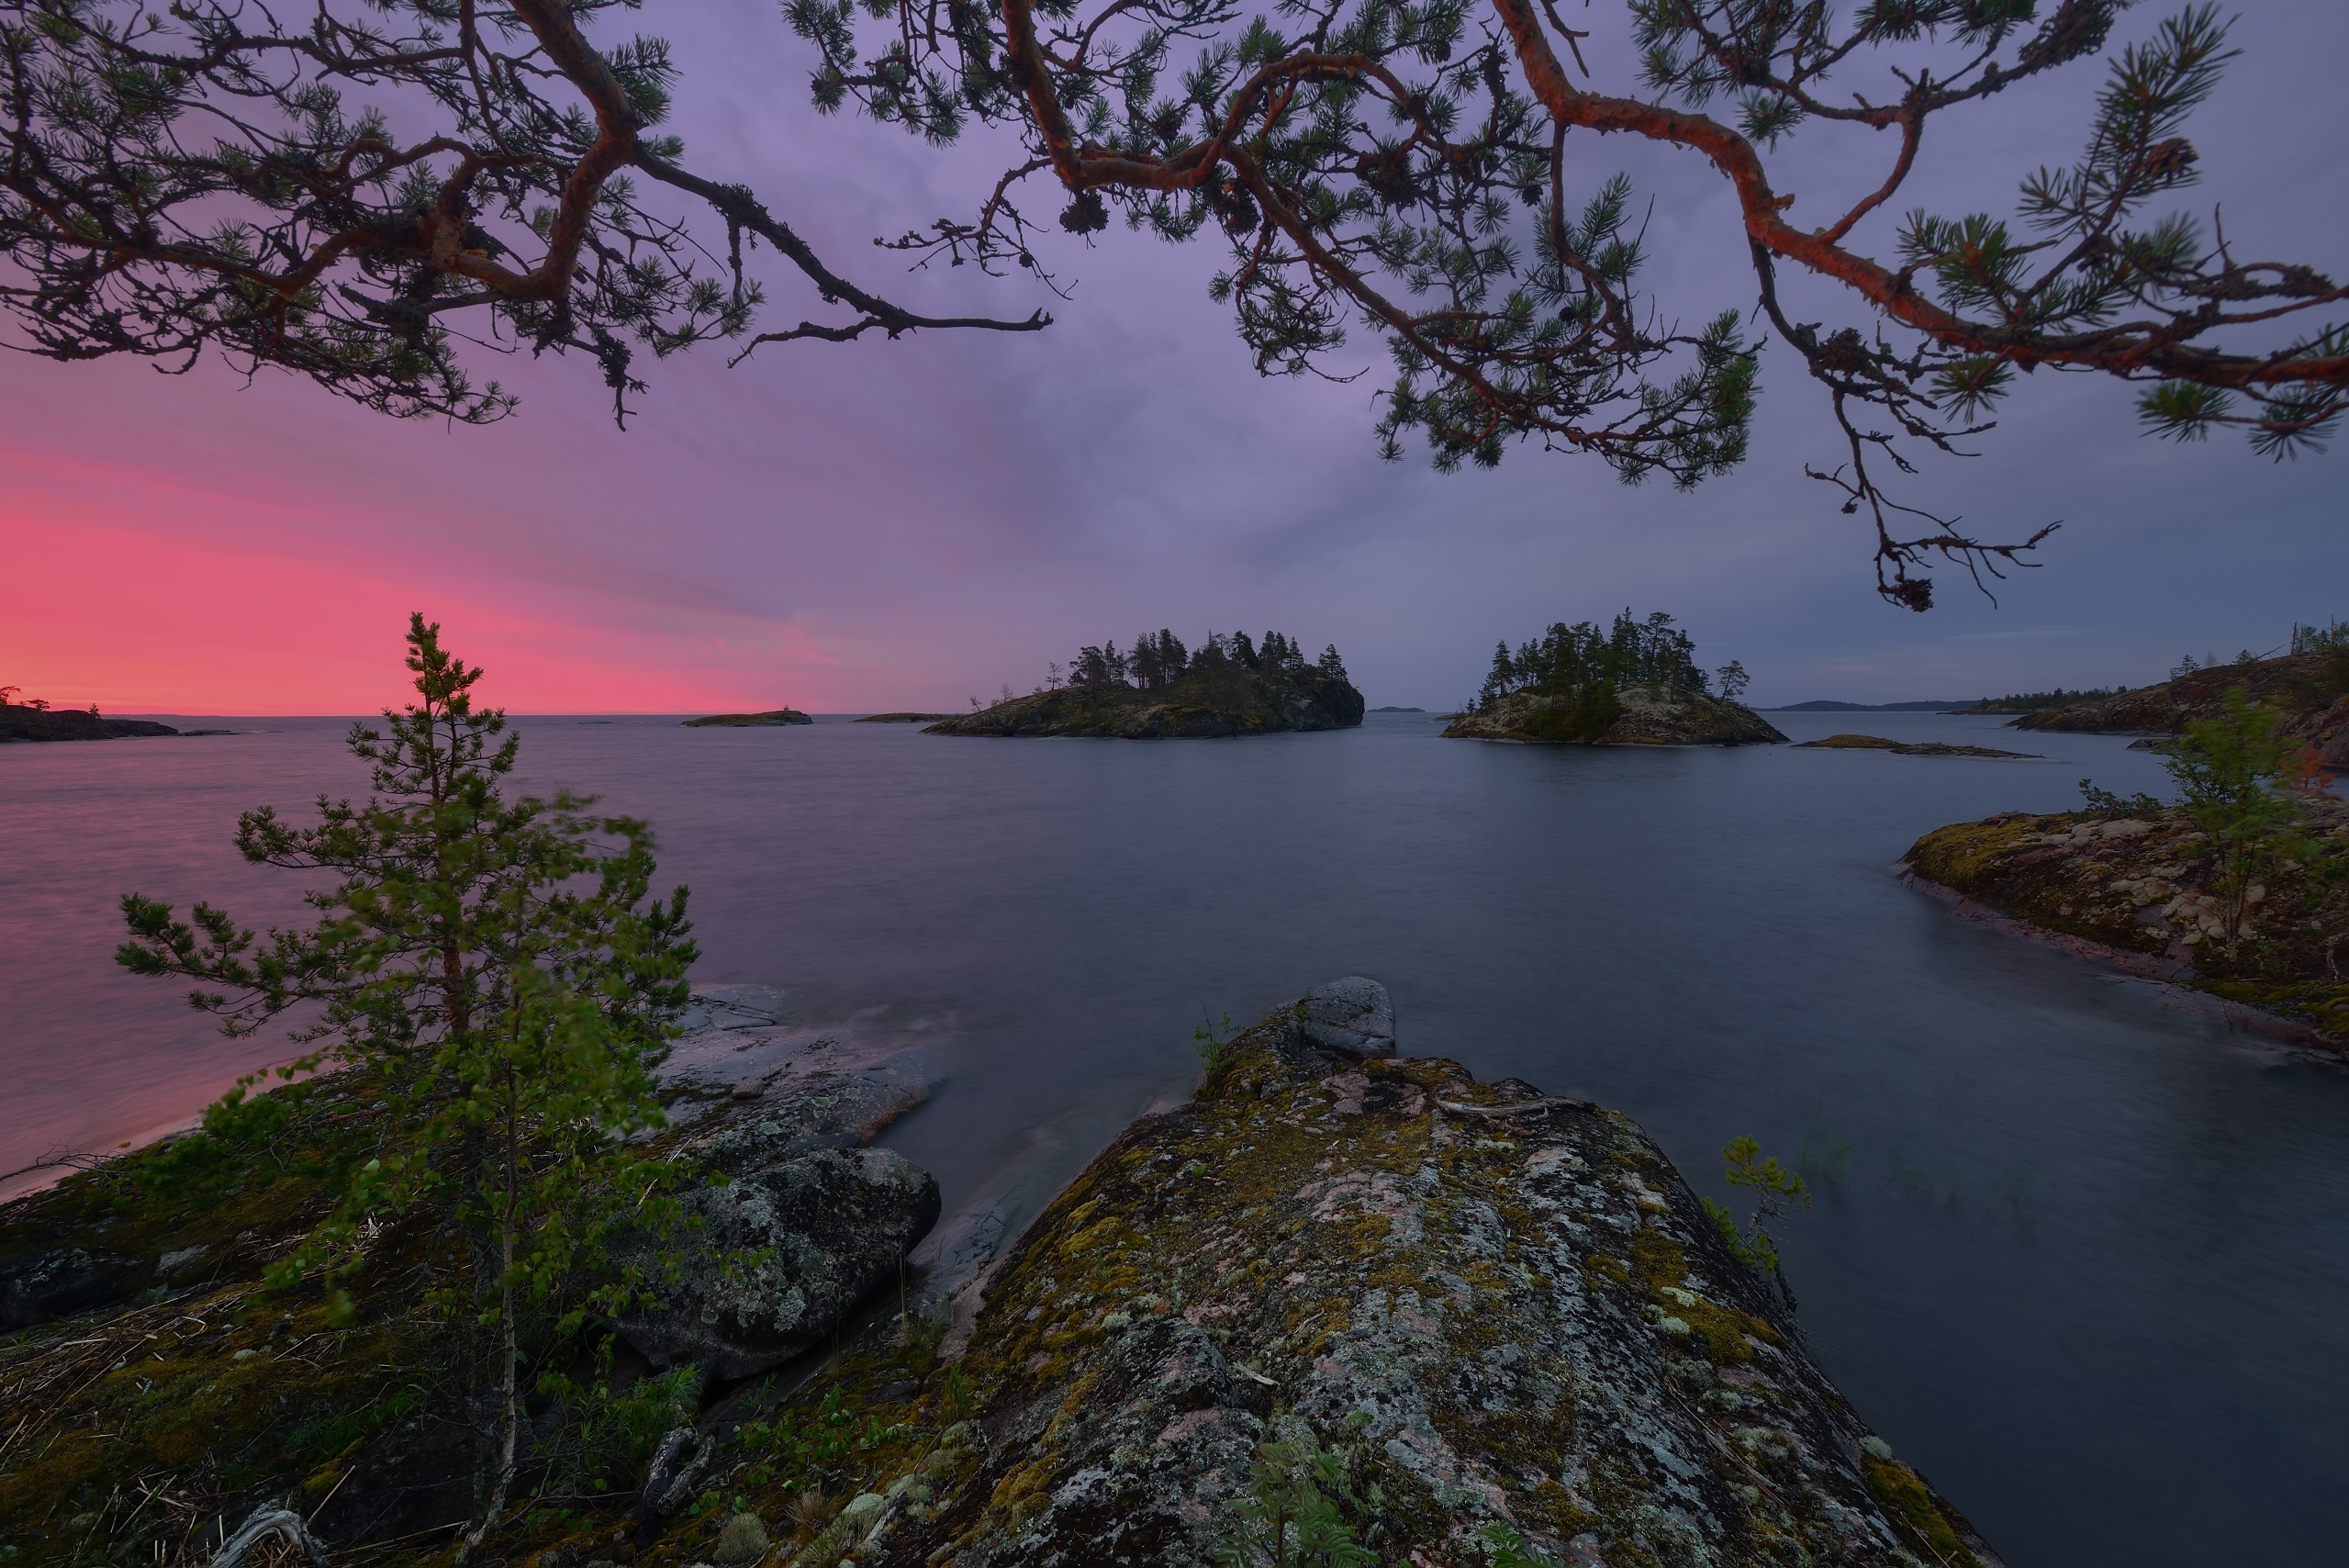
left=5, top=711, right=2345, bottom=1565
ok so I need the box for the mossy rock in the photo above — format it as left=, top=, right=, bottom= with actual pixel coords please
left=707, top=1009, right=1999, bottom=1568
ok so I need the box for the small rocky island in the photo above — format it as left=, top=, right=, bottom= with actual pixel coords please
left=1442, top=612, right=1785, bottom=746
left=1795, top=734, right=2039, bottom=758
left=927, top=630, right=1364, bottom=738
left=1, top=700, right=177, bottom=742
left=0, top=980, right=1998, bottom=1567
left=682, top=709, right=813, bottom=727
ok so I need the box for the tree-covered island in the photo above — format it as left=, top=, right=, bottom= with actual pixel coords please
left=1444, top=611, right=1784, bottom=746
left=925, top=631, right=1364, bottom=738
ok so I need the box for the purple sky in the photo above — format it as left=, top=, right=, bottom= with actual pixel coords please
left=3, top=0, right=2343, bottom=713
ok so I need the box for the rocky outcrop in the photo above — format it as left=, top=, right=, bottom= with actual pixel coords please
left=739, top=990, right=1999, bottom=1568
left=2009, top=653, right=2349, bottom=767
left=0, top=704, right=176, bottom=742
left=925, top=666, right=1363, bottom=738
left=1444, top=682, right=1786, bottom=745
left=1904, top=805, right=2349, bottom=1044
left=683, top=709, right=813, bottom=727
left=615, top=1145, right=940, bottom=1379
left=1795, top=734, right=2040, bottom=758
left=615, top=987, right=948, bottom=1377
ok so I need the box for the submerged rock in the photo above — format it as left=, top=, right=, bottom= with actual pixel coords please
left=756, top=997, right=1999, bottom=1568
left=1444, top=682, right=1786, bottom=746
left=616, top=1146, right=941, bottom=1379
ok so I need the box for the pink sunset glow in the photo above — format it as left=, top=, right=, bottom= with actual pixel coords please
left=2, top=3, right=2344, bottom=713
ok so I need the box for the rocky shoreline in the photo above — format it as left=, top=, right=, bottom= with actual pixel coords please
left=1903, top=808, right=2349, bottom=1047
left=2008, top=651, right=2349, bottom=765
left=1, top=980, right=1997, bottom=1567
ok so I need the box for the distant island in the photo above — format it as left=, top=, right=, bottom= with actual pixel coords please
left=1370, top=705, right=1425, bottom=712
left=1770, top=699, right=1970, bottom=712
left=1, top=699, right=177, bottom=743
left=855, top=711, right=955, bottom=723
left=1443, top=611, right=1784, bottom=746
left=926, top=630, right=1362, bottom=738
left=682, top=709, right=812, bottom=727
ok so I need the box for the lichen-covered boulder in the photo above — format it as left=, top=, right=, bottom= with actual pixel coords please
left=618, top=1148, right=940, bottom=1379
left=759, top=1014, right=2000, bottom=1568
left=1299, top=975, right=1395, bottom=1059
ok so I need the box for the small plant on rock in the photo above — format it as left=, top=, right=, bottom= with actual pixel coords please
left=1193, top=1010, right=1240, bottom=1076
left=1214, top=1428, right=1375, bottom=1568
left=1704, top=1137, right=1810, bottom=1277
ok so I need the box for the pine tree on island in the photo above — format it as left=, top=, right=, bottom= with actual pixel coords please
left=930, top=630, right=1362, bottom=738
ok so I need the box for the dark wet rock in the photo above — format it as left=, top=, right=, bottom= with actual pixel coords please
left=1795, top=734, right=2040, bottom=758
left=0, top=705, right=177, bottom=743
left=924, top=666, right=1362, bottom=739
left=1298, top=975, right=1395, bottom=1059
left=616, top=1147, right=941, bottom=1379
left=0, top=1246, right=140, bottom=1330
left=1444, top=683, right=1785, bottom=745
left=755, top=1002, right=2000, bottom=1568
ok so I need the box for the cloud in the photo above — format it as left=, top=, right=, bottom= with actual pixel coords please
left=3, top=2, right=2343, bottom=712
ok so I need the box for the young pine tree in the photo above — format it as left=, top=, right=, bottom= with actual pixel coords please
left=2162, top=688, right=2324, bottom=949
left=117, top=614, right=698, bottom=1551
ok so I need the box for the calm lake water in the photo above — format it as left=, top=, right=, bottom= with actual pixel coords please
left=5, top=710, right=2345, bottom=1564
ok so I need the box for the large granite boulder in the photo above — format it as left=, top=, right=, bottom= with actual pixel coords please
left=617, top=1148, right=940, bottom=1379
left=737, top=1004, right=2002, bottom=1568
left=1298, top=975, right=1395, bottom=1059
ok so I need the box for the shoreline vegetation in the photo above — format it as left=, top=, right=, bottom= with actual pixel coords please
left=1441, top=611, right=1785, bottom=746
left=926, top=630, right=1363, bottom=738
left=0, top=980, right=1997, bottom=1568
